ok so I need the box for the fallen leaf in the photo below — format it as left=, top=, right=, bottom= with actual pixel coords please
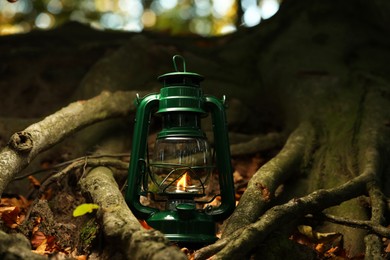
left=1, top=206, right=20, bottom=228
left=0, top=206, right=16, bottom=213
left=73, top=203, right=99, bottom=217
left=386, top=242, right=390, bottom=253
left=31, top=231, right=46, bottom=248
left=315, top=243, right=325, bottom=253
left=233, top=171, right=244, bottom=182
left=28, top=175, right=41, bottom=189
left=32, top=238, right=48, bottom=255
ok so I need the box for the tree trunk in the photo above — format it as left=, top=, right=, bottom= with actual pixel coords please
left=1, top=0, right=390, bottom=258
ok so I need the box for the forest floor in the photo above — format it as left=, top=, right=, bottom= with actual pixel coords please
left=1, top=148, right=382, bottom=259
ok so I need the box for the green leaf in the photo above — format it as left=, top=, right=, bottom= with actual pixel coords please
left=73, top=203, right=99, bottom=217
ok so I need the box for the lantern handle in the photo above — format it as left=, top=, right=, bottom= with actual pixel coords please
left=172, top=55, right=186, bottom=72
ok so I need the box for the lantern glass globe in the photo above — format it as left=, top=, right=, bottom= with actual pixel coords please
left=150, top=136, right=212, bottom=195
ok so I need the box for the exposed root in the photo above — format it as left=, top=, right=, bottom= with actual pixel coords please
left=213, top=172, right=372, bottom=259
left=317, top=213, right=390, bottom=237
left=80, top=166, right=186, bottom=260
left=357, top=75, right=390, bottom=258
left=196, top=93, right=390, bottom=258
left=38, top=156, right=128, bottom=197
left=0, top=91, right=145, bottom=196
left=0, top=231, right=46, bottom=259
left=229, top=132, right=285, bottom=156
left=222, top=122, right=315, bottom=236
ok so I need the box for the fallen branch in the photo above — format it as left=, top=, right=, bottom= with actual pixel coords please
left=80, top=166, right=186, bottom=259
left=0, top=90, right=145, bottom=196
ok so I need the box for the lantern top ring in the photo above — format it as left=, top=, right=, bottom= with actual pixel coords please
left=173, top=55, right=186, bottom=72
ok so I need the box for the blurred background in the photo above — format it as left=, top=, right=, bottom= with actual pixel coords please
left=0, top=0, right=281, bottom=36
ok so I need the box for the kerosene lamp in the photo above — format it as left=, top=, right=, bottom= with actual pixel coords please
left=125, top=55, right=235, bottom=245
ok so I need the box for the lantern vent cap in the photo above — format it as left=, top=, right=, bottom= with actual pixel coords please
left=158, top=55, right=204, bottom=87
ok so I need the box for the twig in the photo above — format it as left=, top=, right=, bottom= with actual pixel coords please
left=38, top=157, right=129, bottom=196
left=317, top=213, right=390, bottom=238
left=12, top=153, right=130, bottom=181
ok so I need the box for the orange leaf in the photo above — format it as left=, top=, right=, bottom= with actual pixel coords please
left=0, top=206, right=16, bottom=213
left=28, top=176, right=41, bottom=188
left=1, top=206, right=20, bottom=228
left=45, top=235, right=60, bottom=253
left=31, top=231, right=46, bottom=249
left=326, top=246, right=339, bottom=254
left=32, top=239, right=48, bottom=255
left=315, top=243, right=325, bottom=253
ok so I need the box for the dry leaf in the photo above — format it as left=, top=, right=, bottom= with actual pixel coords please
left=315, top=243, right=325, bottom=253
left=233, top=171, right=244, bottom=182
left=31, top=231, right=46, bottom=248
left=32, top=239, right=48, bottom=255
left=1, top=206, right=21, bottom=228
left=28, top=175, right=41, bottom=188
left=385, top=242, right=390, bottom=253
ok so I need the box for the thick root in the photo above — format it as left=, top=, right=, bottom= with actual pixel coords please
left=80, top=166, right=186, bottom=260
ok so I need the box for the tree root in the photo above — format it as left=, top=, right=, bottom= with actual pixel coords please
left=212, top=172, right=372, bottom=259
left=317, top=213, right=390, bottom=238
left=0, top=90, right=145, bottom=196
left=80, top=166, right=186, bottom=260
left=229, top=132, right=285, bottom=156
left=38, top=156, right=128, bottom=196
left=0, top=230, right=47, bottom=260
left=222, top=122, right=315, bottom=236
left=357, top=76, right=390, bottom=259
left=195, top=76, right=390, bottom=259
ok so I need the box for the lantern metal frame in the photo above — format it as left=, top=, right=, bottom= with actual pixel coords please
left=125, top=55, right=235, bottom=245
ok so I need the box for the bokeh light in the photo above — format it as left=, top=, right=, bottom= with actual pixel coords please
left=0, top=0, right=281, bottom=36
left=243, top=5, right=261, bottom=27
left=260, top=0, right=279, bottom=19
left=35, top=12, right=55, bottom=29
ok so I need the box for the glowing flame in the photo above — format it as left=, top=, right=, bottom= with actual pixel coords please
left=176, top=173, right=188, bottom=191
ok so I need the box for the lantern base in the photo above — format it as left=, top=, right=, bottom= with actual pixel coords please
left=146, top=208, right=217, bottom=247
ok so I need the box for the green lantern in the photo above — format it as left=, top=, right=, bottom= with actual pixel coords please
left=125, top=55, right=235, bottom=246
